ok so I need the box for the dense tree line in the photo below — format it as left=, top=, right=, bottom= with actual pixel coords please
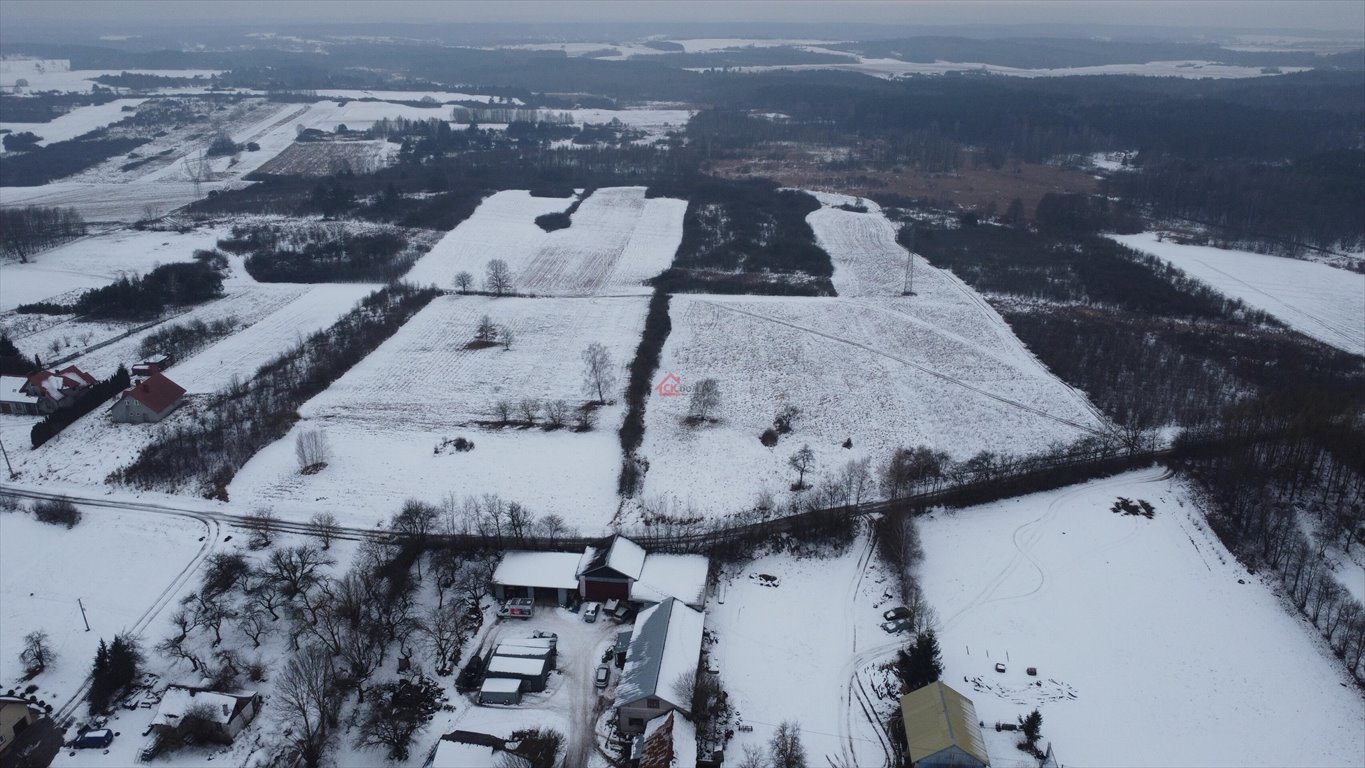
left=0, top=205, right=87, bottom=262
left=112, top=284, right=439, bottom=496
left=220, top=221, right=424, bottom=283
left=139, top=317, right=238, bottom=361
left=619, top=290, right=672, bottom=495
left=650, top=178, right=834, bottom=295
left=31, top=365, right=131, bottom=448
left=0, top=335, right=33, bottom=376
left=88, top=635, right=142, bottom=713
left=1105, top=150, right=1365, bottom=253
left=0, top=92, right=119, bottom=122
left=19, top=258, right=225, bottom=320
left=0, top=134, right=150, bottom=186
left=1174, top=394, right=1365, bottom=682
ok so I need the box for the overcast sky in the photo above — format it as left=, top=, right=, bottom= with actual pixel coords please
left=2, top=0, right=1363, bottom=33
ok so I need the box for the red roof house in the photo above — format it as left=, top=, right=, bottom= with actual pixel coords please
left=20, top=365, right=98, bottom=413
left=111, top=372, right=186, bottom=424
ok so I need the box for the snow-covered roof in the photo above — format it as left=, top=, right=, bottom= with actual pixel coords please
left=479, top=677, right=523, bottom=694
left=616, top=597, right=705, bottom=710
left=495, top=641, right=552, bottom=659
left=581, top=535, right=647, bottom=580
left=151, top=687, right=255, bottom=728
left=493, top=551, right=581, bottom=590
left=430, top=740, right=500, bottom=768
left=0, top=376, right=38, bottom=406
left=632, top=554, right=709, bottom=608
left=639, top=711, right=698, bottom=768
left=900, top=682, right=989, bottom=767
left=486, top=654, right=548, bottom=677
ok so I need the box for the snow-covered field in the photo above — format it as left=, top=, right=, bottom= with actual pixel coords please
left=701, top=57, right=1310, bottom=80
left=637, top=196, right=1107, bottom=518
left=0, top=98, right=147, bottom=147
left=0, top=503, right=211, bottom=721
left=406, top=187, right=685, bottom=296
left=0, top=58, right=223, bottom=93
left=229, top=294, right=648, bottom=529
left=0, top=226, right=227, bottom=311
left=1111, top=233, right=1365, bottom=356
left=707, top=534, right=895, bottom=766
left=919, top=468, right=1365, bottom=767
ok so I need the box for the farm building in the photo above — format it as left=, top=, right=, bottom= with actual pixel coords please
left=632, top=711, right=697, bottom=768
left=131, top=355, right=172, bottom=377
left=899, top=682, right=990, bottom=768
left=19, top=366, right=96, bottom=414
left=492, top=551, right=581, bottom=606
left=616, top=597, right=706, bottom=734
left=110, top=372, right=185, bottom=424
left=0, top=376, right=40, bottom=415
left=0, top=694, right=62, bottom=768
left=579, top=535, right=648, bottom=601
left=149, top=686, right=261, bottom=744
left=477, top=677, right=523, bottom=706
left=485, top=653, right=551, bottom=693
left=495, top=637, right=557, bottom=668
left=424, top=730, right=510, bottom=768
left=631, top=553, right=709, bottom=610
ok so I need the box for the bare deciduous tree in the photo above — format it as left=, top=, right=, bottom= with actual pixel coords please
left=688, top=378, right=721, bottom=423
left=454, top=271, right=473, bottom=293
left=501, top=325, right=514, bottom=351
left=308, top=511, right=340, bottom=550
left=475, top=314, right=499, bottom=344
left=275, top=646, right=341, bottom=768
left=518, top=397, right=541, bottom=426
left=493, top=399, right=513, bottom=424
left=267, top=545, right=335, bottom=600
left=788, top=445, right=815, bottom=490
left=485, top=259, right=513, bottom=296
left=295, top=429, right=331, bottom=473
left=20, top=630, right=55, bottom=674
left=245, top=507, right=279, bottom=548
left=418, top=602, right=465, bottom=675
left=581, top=342, right=617, bottom=404
left=770, top=721, right=808, bottom=768
left=544, top=399, right=568, bottom=429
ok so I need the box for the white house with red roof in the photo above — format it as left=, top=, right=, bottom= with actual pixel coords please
left=111, top=371, right=186, bottom=424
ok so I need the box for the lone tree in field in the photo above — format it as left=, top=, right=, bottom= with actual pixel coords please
left=308, top=511, right=340, bottom=550
left=245, top=507, right=278, bottom=549
left=474, top=314, right=499, bottom=345
left=581, top=342, right=617, bottom=404
left=770, top=721, right=808, bottom=768
left=295, top=429, right=331, bottom=473
left=454, top=271, right=473, bottom=293
left=485, top=259, right=513, bottom=297
left=688, top=378, right=721, bottom=423
left=788, top=444, right=815, bottom=490
left=20, top=630, right=56, bottom=675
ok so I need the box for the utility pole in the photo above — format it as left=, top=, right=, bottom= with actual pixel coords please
left=902, top=226, right=916, bottom=296
left=78, top=598, right=90, bottom=632
left=0, top=435, right=15, bottom=479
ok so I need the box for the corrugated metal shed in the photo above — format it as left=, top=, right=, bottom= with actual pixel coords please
left=900, top=681, right=990, bottom=768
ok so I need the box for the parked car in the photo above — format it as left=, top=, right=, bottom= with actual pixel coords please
left=595, top=664, right=610, bottom=689
left=994, top=663, right=1007, bottom=673
left=880, top=619, right=910, bottom=633
left=883, top=606, right=912, bottom=622
left=74, top=729, right=114, bottom=748
left=583, top=602, right=601, bottom=623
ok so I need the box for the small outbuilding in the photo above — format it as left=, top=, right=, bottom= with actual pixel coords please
left=579, top=535, right=647, bottom=601
left=484, top=653, right=550, bottom=693
left=492, top=551, right=582, bottom=606
left=477, top=677, right=523, bottom=706
left=150, top=686, right=261, bottom=745
left=0, top=694, right=62, bottom=768
left=110, top=371, right=185, bottom=424
left=899, top=681, right=990, bottom=768
left=0, top=375, right=40, bottom=416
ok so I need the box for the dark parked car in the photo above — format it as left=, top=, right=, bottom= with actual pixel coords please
left=73, top=728, right=114, bottom=748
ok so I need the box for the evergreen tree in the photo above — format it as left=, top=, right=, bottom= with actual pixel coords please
left=1020, top=708, right=1043, bottom=749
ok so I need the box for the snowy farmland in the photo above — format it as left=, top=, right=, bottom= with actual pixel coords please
left=0, top=503, right=211, bottom=721
left=707, top=536, right=899, bottom=766
left=405, top=187, right=686, bottom=296
left=918, top=469, right=1365, bottom=767
left=1111, top=233, right=1365, bottom=356
left=0, top=98, right=147, bottom=147
left=229, top=294, right=648, bottom=529
left=0, top=226, right=227, bottom=311
left=637, top=196, right=1108, bottom=518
